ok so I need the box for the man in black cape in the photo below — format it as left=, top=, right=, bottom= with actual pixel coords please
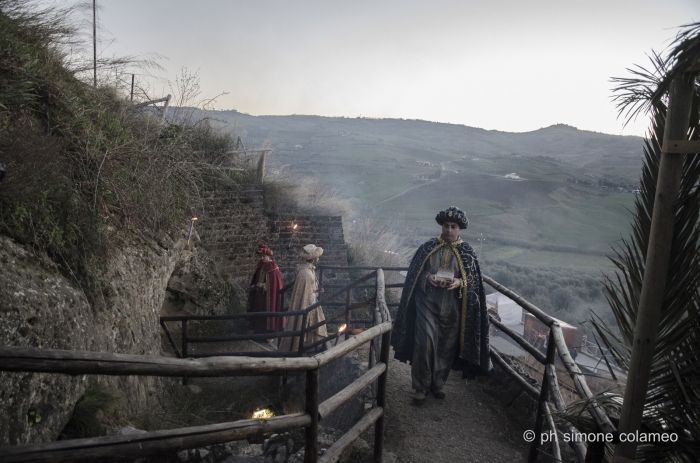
left=391, top=206, right=493, bottom=403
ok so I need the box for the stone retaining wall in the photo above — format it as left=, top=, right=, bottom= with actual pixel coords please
left=197, top=186, right=349, bottom=286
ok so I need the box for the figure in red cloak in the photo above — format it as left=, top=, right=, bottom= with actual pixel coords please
left=247, top=244, right=284, bottom=336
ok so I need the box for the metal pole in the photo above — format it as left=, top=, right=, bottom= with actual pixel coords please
left=304, top=369, right=319, bottom=463
left=528, top=329, right=557, bottom=462
left=181, top=320, right=188, bottom=385
left=93, top=0, right=97, bottom=88
left=297, top=312, right=308, bottom=356
left=130, top=74, right=135, bottom=101
left=345, top=290, right=351, bottom=341
left=373, top=329, right=391, bottom=463
left=614, top=76, right=695, bottom=462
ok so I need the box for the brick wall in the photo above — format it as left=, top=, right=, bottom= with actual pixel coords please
left=197, top=186, right=349, bottom=287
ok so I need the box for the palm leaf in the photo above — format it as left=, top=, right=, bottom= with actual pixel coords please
left=560, top=29, right=700, bottom=462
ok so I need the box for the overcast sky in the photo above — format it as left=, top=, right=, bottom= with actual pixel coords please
left=86, top=0, right=697, bottom=136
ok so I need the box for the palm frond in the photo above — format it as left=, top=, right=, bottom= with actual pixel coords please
left=562, top=31, right=700, bottom=462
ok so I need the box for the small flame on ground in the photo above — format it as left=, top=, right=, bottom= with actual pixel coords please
left=252, top=408, right=274, bottom=419
left=338, top=324, right=347, bottom=333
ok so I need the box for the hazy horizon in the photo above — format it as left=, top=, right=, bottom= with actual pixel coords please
left=68, top=0, right=699, bottom=137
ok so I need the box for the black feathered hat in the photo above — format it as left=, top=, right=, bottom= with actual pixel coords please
left=435, top=206, right=469, bottom=229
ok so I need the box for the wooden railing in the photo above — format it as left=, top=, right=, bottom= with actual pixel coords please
left=0, top=265, right=621, bottom=463
left=483, top=275, right=618, bottom=463
left=160, top=266, right=405, bottom=360
left=0, top=270, right=394, bottom=463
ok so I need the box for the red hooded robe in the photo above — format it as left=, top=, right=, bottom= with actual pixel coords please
left=247, top=260, right=284, bottom=333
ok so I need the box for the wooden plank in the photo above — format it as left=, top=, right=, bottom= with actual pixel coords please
left=318, top=363, right=386, bottom=419
left=318, top=408, right=383, bottom=463
left=315, top=323, right=392, bottom=367
left=373, top=330, right=391, bottom=463
left=0, top=413, right=311, bottom=462
left=305, top=369, right=319, bottom=463
left=489, top=315, right=546, bottom=364
left=483, top=275, right=556, bottom=327
left=543, top=402, right=562, bottom=463
left=661, top=139, right=700, bottom=153
left=551, top=324, right=616, bottom=435
left=490, top=350, right=540, bottom=400
left=529, top=331, right=557, bottom=462
left=545, top=365, right=587, bottom=463
left=187, top=351, right=300, bottom=359
left=0, top=346, right=319, bottom=377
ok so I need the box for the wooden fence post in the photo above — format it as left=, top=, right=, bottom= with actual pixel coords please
left=528, top=329, right=557, bottom=462
left=305, top=369, right=319, bottom=463
left=615, top=76, right=695, bottom=462
left=373, top=329, right=391, bottom=463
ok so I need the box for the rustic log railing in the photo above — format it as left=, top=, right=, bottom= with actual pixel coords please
left=483, top=275, right=618, bottom=463
left=0, top=269, right=393, bottom=463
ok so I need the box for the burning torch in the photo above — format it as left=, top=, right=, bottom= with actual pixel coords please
left=187, top=217, right=198, bottom=246
left=334, top=324, right=347, bottom=346
left=287, top=223, right=298, bottom=249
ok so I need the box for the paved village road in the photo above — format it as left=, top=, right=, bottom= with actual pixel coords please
left=382, top=352, right=532, bottom=463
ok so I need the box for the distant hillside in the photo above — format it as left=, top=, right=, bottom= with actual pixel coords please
left=216, top=112, right=643, bottom=178
left=209, top=111, right=644, bottom=270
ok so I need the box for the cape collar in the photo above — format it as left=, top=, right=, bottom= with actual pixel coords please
left=438, top=236, right=463, bottom=247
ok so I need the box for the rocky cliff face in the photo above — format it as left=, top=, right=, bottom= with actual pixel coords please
left=0, top=230, right=229, bottom=446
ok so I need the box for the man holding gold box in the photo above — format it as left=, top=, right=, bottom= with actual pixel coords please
left=391, top=206, right=493, bottom=403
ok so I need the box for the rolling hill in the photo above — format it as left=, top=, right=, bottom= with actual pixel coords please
left=211, top=111, right=644, bottom=270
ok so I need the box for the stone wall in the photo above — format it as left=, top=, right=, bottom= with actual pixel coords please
left=197, top=186, right=349, bottom=287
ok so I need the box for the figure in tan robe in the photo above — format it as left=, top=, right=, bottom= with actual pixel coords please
left=279, top=244, right=328, bottom=352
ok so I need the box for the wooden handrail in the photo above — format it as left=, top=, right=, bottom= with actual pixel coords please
left=1, top=267, right=395, bottom=463
left=483, top=274, right=556, bottom=327
left=318, top=363, right=386, bottom=420
left=0, top=324, right=392, bottom=378
left=0, top=413, right=312, bottom=463
left=551, top=324, right=617, bottom=436
left=483, top=274, right=618, bottom=463
left=489, top=315, right=546, bottom=364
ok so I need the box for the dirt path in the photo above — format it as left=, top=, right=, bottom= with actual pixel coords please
left=382, top=353, right=531, bottom=463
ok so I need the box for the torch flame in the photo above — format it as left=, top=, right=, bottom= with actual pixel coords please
left=252, top=408, right=274, bottom=419
left=191, top=217, right=198, bottom=221
left=338, top=324, right=347, bottom=333
left=293, top=224, right=298, bottom=229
